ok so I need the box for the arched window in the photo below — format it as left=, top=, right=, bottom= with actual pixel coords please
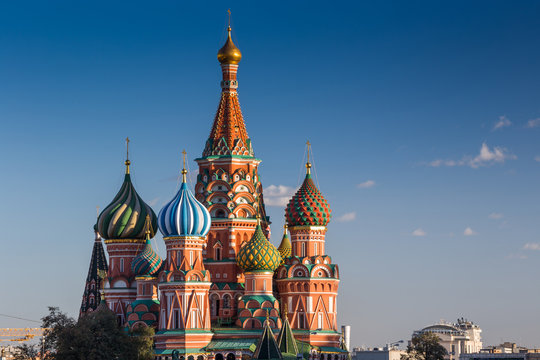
left=215, top=246, right=222, bottom=261
left=301, top=243, right=306, bottom=257
left=223, top=295, right=231, bottom=309
left=298, top=312, right=306, bottom=329
left=210, top=295, right=220, bottom=316
left=226, top=354, right=236, bottom=360
left=216, top=209, right=226, bottom=218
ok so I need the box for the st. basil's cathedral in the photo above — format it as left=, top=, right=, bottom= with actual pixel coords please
left=79, top=25, right=346, bottom=360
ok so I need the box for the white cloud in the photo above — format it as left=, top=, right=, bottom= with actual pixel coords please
left=264, top=185, right=296, bottom=207
left=525, top=118, right=540, bottom=128
left=428, top=142, right=516, bottom=169
left=464, top=227, right=477, bottom=236
left=535, top=155, right=540, bottom=162
left=506, top=253, right=528, bottom=260
left=336, top=212, right=356, bottom=222
left=523, top=243, right=540, bottom=251
left=412, top=228, right=426, bottom=237
left=357, top=180, right=376, bottom=188
left=493, top=116, right=512, bottom=131
left=489, top=213, right=504, bottom=219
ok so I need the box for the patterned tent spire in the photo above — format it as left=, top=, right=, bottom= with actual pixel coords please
left=79, top=225, right=109, bottom=316
left=237, top=218, right=282, bottom=272
left=202, top=23, right=253, bottom=158
left=96, top=138, right=158, bottom=240
left=277, top=305, right=299, bottom=356
left=253, top=316, right=283, bottom=360
left=285, top=143, right=331, bottom=227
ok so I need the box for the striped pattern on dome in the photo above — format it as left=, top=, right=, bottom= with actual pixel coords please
left=285, top=173, right=331, bottom=227
left=97, top=174, right=157, bottom=240
left=131, top=239, right=163, bottom=276
left=237, top=223, right=282, bottom=272
left=158, top=182, right=211, bottom=238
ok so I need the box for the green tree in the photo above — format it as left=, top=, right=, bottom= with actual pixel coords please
left=41, top=306, right=154, bottom=360
left=403, top=333, right=447, bottom=360
left=13, top=344, right=39, bottom=360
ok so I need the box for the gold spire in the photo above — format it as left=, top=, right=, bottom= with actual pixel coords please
left=217, top=11, right=242, bottom=65
left=181, top=149, right=187, bottom=183
left=125, top=137, right=131, bottom=174
left=283, top=303, right=288, bottom=319
left=306, top=140, right=312, bottom=175
left=283, top=223, right=288, bottom=235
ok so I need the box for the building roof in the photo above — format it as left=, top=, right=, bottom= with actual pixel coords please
left=253, top=320, right=283, bottom=360
left=237, top=220, right=282, bottom=272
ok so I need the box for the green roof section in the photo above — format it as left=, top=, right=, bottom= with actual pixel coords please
left=277, top=316, right=299, bottom=356
left=252, top=321, right=283, bottom=360
left=206, top=338, right=258, bottom=352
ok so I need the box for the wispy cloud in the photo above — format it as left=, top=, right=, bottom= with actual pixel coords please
left=525, top=118, right=540, bottom=128
left=489, top=213, right=504, bottom=219
left=428, top=142, right=516, bottom=168
left=148, top=197, right=160, bottom=207
left=535, top=155, right=540, bottom=162
left=464, top=227, right=477, bottom=236
left=523, top=242, right=540, bottom=251
left=506, top=253, right=528, bottom=260
left=357, top=180, right=376, bottom=188
left=336, top=212, right=356, bottom=222
left=493, top=115, right=512, bottom=131
left=412, top=228, right=426, bottom=237
left=264, top=185, right=296, bottom=207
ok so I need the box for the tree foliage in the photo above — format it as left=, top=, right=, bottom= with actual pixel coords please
left=403, top=333, right=447, bottom=360
left=13, top=344, right=39, bottom=360
left=41, top=306, right=154, bottom=360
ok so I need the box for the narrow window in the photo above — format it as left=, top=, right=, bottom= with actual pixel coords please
left=190, top=251, right=194, bottom=266
left=318, top=312, right=323, bottom=329
left=191, top=310, right=197, bottom=328
left=301, top=242, right=306, bottom=257
left=252, top=279, right=256, bottom=291
left=120, top=258, right=124, bottom=272
left=314, top=243, right=318, bottom=255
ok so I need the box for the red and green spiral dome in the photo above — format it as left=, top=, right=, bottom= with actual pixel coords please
left=285, top=170, right=331, bottom=227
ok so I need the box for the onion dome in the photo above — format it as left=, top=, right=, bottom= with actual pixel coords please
left=237, top=219, right=282, bottom=272
left=132, top=217, right=163, bottom=277
left=217, top=26, right=242, bottom=65
left=277, top=224, right=292, bottom=260
left=285, top=161, right=331, bottom=227
left=97, top=153, right=157, bottom=240
left=158, top=158, right=211, bottom=238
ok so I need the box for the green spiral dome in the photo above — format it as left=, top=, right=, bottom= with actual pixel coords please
left=97, top=173, right=157, bottom=240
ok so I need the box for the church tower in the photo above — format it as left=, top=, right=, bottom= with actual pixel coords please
left=96, top=139, right=158, bottom=325
left=155, top=155, right=213, bottom=354
left=194, top=25, right=269, bottom=324
left=79, top=224, right=109, bottom=317
left=276, top=149, right=341, bottom=348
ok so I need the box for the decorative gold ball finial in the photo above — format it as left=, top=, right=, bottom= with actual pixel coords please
left=217, top=11, right=242, bottom=65
left=283, top=223, right=288, bottom=235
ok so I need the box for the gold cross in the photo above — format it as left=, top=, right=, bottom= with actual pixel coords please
left=182, top=149, right=187, bottom=169
left=306, top=140, right=311, bottom=163
left=126, top=137, right=130, bottom=160
left=227, top=9, right=231, bottom=27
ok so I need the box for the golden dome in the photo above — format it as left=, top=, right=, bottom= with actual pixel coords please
left=217, top=27, right=242, bottom=65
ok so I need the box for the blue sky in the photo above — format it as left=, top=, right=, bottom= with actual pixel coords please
left=1, top=0, right=540, bottom=348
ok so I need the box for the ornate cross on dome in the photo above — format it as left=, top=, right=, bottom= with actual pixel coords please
left=125, top=137, right=131, bottom=174
left=306, top=140, right=312, bottom=174
left=181, top=149, right=187, bottom=183
left=227, top=9, right=231, bottom=27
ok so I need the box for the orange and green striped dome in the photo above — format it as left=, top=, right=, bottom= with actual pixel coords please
left=285, top=171, right=331, bottom=227
left=237, top=222, right=282, bottom=272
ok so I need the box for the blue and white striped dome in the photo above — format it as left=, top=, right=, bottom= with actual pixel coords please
left=158, top=181, right=212, bottom=238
